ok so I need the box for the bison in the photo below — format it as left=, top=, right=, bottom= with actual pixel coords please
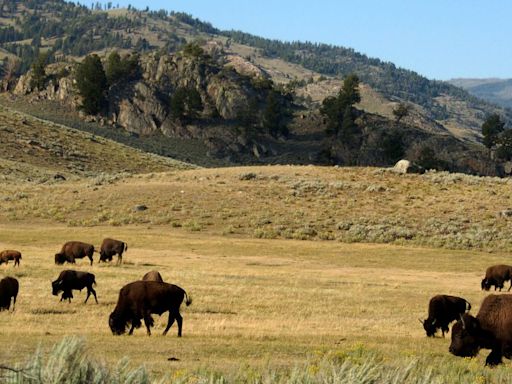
left=55, top=241, right=95, bottom=266
left=99, top=238, right=127, bottom=265
left=51, top=270, right=98, bottom=304
left=420, top=294, right=471, bottom=337
left=481, top=265, right=512, bottom=291
left=0, top=277, right=18, bottom=311
left=450, top=294, right=512, bottom=366
left=142, top=270, right=164, bottom=282
left=0, top=250, right=22, bottom=267
left=109, top=280, right=191, bottom=336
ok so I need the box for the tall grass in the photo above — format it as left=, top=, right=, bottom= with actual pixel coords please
left=3, top=337, right=151, bottom=384
left=3, top=337, right=512, bottom=384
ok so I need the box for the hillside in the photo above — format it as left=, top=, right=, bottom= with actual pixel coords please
left=0, top=0, right=508, bottom=175
left=0, top=103, right=192, bottom=182
left=449, top=78, right=512, bottom=110
left=1, top=165, right=511, bottom=251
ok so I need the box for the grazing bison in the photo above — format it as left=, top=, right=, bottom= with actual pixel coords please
left=0, top=277, right=18, bottom=311
left=450, top=294, right=512, bottom=366
left=481, top=265, right=512, bottom=291
left=142, top=270, right=164, bottom=282
left=51, top=270, right=98, bottom=304
left=55, top=241, right=95, bottom=266
left=109, top=280, right=191, bottom=336
left=99, top=238, right=127, bottom=264
left=0, top=250, right=21, bottom=267
left=420, top=295, right=471, bottom=337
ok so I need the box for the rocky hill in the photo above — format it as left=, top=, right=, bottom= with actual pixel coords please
left=0, top=0, right=508, bottom=175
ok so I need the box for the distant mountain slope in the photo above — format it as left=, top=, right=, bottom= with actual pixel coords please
left=0, top=1, right=507, bottom=175
left=449, top=78, right=512, bottom=109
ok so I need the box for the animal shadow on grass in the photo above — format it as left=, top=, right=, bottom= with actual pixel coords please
left=31, top=308, right=77, bottom=315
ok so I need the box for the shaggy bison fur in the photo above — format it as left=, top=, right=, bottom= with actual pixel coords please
left=0, top=276, right=18, bottom=311
left=141, top=270, right=164, bottom=282
left=55, top=241, right=95, bottom=266
left=109, top=280, right=191, bottom=336
left=421, top=294, right=471, bottom=337
left=99, top=238, right=127, bottom=264
left=51, top=270, right=97, bottom=304
left=0, top=250, right=22, bottom=267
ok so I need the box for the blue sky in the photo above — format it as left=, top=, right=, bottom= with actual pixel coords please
left=82, top=1, right=511, bottom=80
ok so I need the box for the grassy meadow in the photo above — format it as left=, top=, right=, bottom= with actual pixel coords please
left=1, top=166, right=512, bottom=382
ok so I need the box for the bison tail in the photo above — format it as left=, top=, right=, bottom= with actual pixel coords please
left=184, top=292, right=192, bottom=306
left=466, top=300, right=471, bottom=312
left=124, top=243, right=128, bottom=252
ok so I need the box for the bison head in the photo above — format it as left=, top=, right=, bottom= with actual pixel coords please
left=421, top=318, right=437, bottom=337
left=51, top=279, right=63, bottom=296
left=449, top=314, right=481, bottom=358
left=109, top=311, right=127, bottom=335
left=54, top=253, right=66, bottom=265
left=481, top=278, right=492, bottom=291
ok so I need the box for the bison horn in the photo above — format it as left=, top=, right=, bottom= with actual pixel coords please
left=431, top=318, right=436, bottom=325
left=459, top=314, right=466, bottom=329
left=418, top=318, right=424, bottom=324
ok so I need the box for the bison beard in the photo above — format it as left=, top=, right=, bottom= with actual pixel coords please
left=109, top=281, right=191, bottom=337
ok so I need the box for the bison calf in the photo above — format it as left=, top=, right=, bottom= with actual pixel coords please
left=99, top=238, right=127, bottom=265
left=55, top=241, right=95, bottom=266
left=109, top=280, right=191, bottom=337
left=421, top=294, right=471, bottom=337
left=450, top=294, right=512, bottom=366
left=141, top=270, right=164, bottom=282
left=481, top=264, right=512, bottom=291
left=0, top=250, right=22, bottom=267
left=0, top=276, right=18, bottom=311
left=52, top=270, right=98, bottom=304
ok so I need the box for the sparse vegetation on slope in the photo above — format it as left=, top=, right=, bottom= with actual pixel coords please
left=0, top=103, right=192, bottom=180
left=1, top=165, right=511, bottom=251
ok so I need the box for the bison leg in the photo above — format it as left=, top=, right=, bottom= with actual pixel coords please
left=117, top=253, right=123, bottom=265
left=163, top=312, right=176, bottom=336
left=176, top=312, right=183, bottom=337
left=85, top=286, right=98, bottom=304
left=486, top=348, right=503, bottom=366
left=128, top=323, right=135, bottom=335
left=14, top=258, right=19, bottom=267
left=143, top=313, right=154, bottom=336
left=88, top=255, right=93, bottom=266
left=84, top=287, right=97, bottom=304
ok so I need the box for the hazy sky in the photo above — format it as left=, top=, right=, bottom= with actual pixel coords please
left=82, top=1, right=511, bottom=80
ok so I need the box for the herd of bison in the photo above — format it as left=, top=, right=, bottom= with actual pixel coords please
left=0, top=238, right=192, bottom=338
left=2, top=239, right=512, bottom=366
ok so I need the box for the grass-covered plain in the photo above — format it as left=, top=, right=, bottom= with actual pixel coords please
left=1, top=165, right=512, bottom=382
left=0, top=223, right=511, bottom=382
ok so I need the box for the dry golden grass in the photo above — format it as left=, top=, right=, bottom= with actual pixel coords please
left=0, top=223, right=507, bottom=378
left=1, top=165, right=512, bottom=380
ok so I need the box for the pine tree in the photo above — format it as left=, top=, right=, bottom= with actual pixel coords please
left=75, top=54, right=107, bottom=115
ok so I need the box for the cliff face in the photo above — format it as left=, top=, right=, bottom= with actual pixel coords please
left=11, top=51, right=501, bottom=175
left=14, top=51, right=277, bottom=159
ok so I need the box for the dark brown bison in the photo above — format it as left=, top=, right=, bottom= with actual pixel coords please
left=0, top=276, right=18, bottom=311
left=55, top=241, right=95, bottom=266
left=420, top=295, right=471, bottom=337
left=481, top=265, right=512, bottom=291
left=141, top=270, right=164, bottom=282
left=99, top=238, right=127, bottom=264
left=450, top=294, right=512, bottom=366
left=109, top=281, right=191, bottom=336
left=51, top=270, right=97, bottom=304
left=0, top=250, right=22, bottom=267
